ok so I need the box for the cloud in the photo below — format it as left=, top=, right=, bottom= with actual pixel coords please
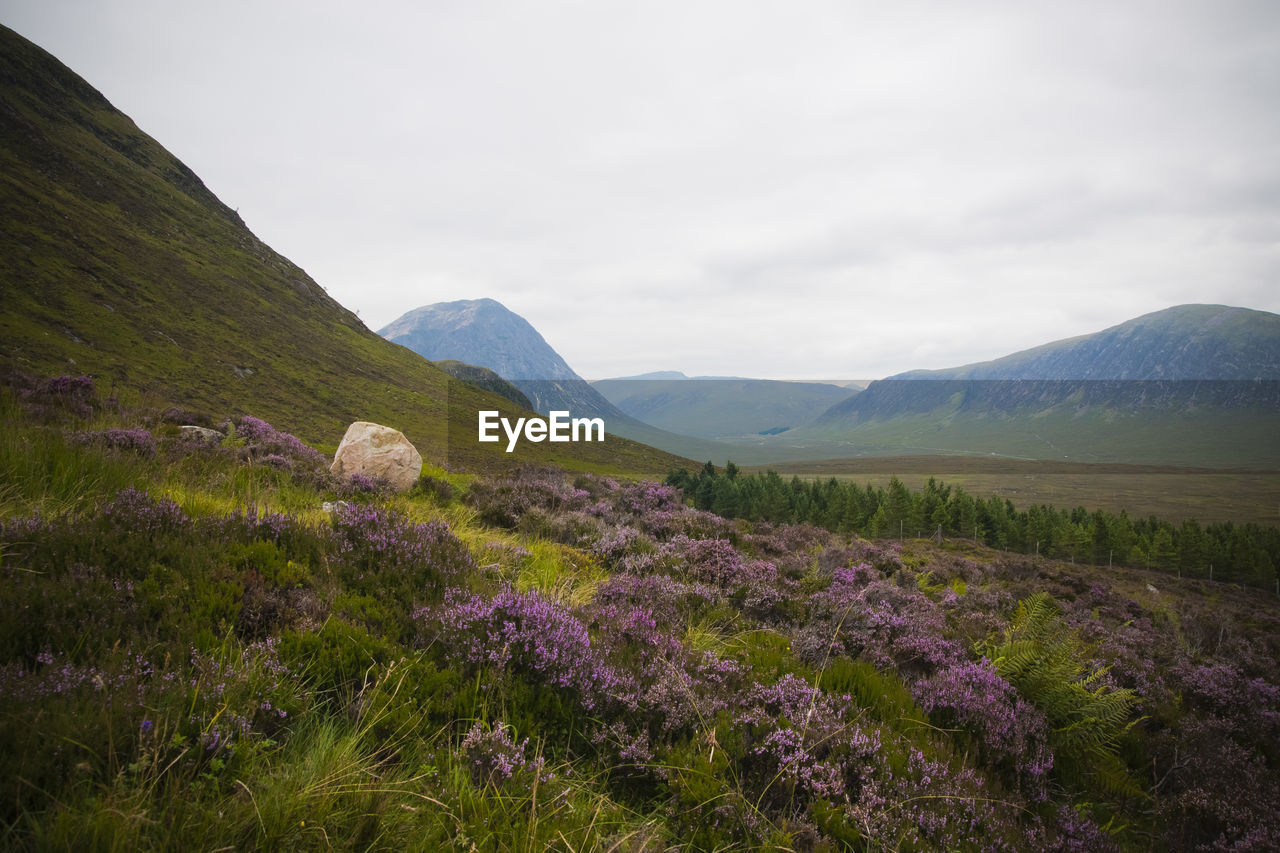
left=6, top=0, right=1279, bottom=378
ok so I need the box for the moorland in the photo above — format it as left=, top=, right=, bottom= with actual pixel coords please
left=2, top=376, right=1278, bottom=850
left=3, top=21, right=1279, bottom=852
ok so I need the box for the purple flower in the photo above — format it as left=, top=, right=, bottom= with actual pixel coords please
left=232, top=415, right=325, bottom=467
left=333, top=504, right=474, bottom=593
left=459, top=720, right=547, bottom=787
left=101, top=487, right=189, bottom=535
left=70, top=427, right=156, bottom=455
left=427, top=586, right=631, bottom=712
left=914, top=658, right=1053, bottom=800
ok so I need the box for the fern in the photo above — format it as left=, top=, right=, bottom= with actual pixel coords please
left=980, top=593, right=1146, bottom=799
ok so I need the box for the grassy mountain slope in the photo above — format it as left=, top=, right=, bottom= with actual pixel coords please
left=433, top=360, right=534, bottom=410
left=591, top=377, right=854, bottom=438
left=802, top=306, right=1280, bottom=467
left=805, top=378, right=1280, bottom=467
left=0, top=24, right=689, bottom=479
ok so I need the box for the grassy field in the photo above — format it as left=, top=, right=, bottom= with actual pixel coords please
left=799, top=392, right=1280, bottom=469
left=752, top=455, right=1280, bottom=526
left=6, top=386, right=1279, bottom=850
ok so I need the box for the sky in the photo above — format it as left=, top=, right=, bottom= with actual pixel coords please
left=4, top=0, right=1279, bottom=379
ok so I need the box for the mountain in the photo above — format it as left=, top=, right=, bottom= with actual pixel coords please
left=378, top=298, right=626, bottom=421
left=807, top=305, right=1280, bottom=467
left=893, top=305, right=1280, bottom=380
left=607, top=371, right=689, bottom=381
left=380, top=299, right=737, bottom=462
left=432, top=360, right=533, bottom=410
left=379, top=298, right=612, bottom=418
left=592, top=376, right=854, bottom=439
left=0, top=24, right=690, bottom=478
left=380, top=299, right=580, bottom=383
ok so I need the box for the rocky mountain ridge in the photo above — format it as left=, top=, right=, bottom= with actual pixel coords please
left=891, top=304, right=1280, bottom=381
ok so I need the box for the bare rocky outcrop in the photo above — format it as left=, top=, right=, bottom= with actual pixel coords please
left=330, top=421, right=422, bottom=492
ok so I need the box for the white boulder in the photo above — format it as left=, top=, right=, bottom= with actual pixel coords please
left=330, top=421, right=422, bottom=492
left=180, top=425, right=224, bottom=443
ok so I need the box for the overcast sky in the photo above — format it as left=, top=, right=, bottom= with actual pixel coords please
left=5, top=1, right=1279, bottom=379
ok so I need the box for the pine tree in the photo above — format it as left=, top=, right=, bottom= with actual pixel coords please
left=884, top=476, right=914, bottom=538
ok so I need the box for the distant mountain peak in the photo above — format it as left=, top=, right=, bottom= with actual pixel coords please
left=892, top=304, right=1280, bottom=381
left=379, top=299, right=580, bottom=382
left=605, top=370, right=690, bottom=381
left=378, top=297, right=624, bottom=421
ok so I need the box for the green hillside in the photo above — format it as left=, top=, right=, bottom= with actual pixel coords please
left=0, top=25, right=688, bottom=480
left=808, top=405, right=1280, bottom=468
left=805, top=379, right=1280, bottom=467
left=793, top=306, right=1280, bottom=468
left=591, top=377, right=853, bottom=438
left=433, top=360, right=534, bottom=410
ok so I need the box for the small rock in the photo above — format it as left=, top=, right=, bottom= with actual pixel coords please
left=180, top=425, right=224, bottom=443
left=330, top=421, right=422, bottom=492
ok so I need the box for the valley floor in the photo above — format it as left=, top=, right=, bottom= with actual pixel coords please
left=754, top=456, right=1280, bottom=527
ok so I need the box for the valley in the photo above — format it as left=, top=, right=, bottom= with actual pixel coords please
left=389, top=299, right=1280, bottom=470
left=752, top=455, right=1280, bottom=527
left=3, top=20, right=1280, bottom=852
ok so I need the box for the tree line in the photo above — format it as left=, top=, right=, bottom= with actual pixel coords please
left=666, top=462, right=1280, bottom=588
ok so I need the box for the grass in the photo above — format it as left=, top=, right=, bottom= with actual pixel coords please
left=796, top=395, right=1280, bottom=469
left=0, top=400, right=663, bottom=850
left=0, top=425, right=144, bottom=517
left=755, top=455, right=1280, bottom=526
left=12, top=682, right=656, bottom=851
left=4, top=385, right=1280, bottom=850
left=515, top=542, right=608, bottom=608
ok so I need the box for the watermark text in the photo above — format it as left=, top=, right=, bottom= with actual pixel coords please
left=478, top=410, right=605, bottom=452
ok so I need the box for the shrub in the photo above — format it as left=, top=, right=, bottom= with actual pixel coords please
left=914, top=659, right=1053, bottom=800
left=806, top=575, right=966, bottom=677
left=732, top=673, right=882, bottom=808
left=7, top=373, right=97, bottom=421
left=69, top=427, right=157, bottom=456
left=465, top=467, right=592, bottom=528
left=338, top=471, right=391, bottom=498
left=980, top=593, right=1143, bottom=798
left=332, top=504, right=474, bottom=622
left=230, top=415, right=325, bottom=467
left=412, top=473, right=456, bottom=504
left=459, top=720, right=548, bottom=789
left=277, top=620, right=402, bottom=702
left=426, top=586, right=631, bottom=714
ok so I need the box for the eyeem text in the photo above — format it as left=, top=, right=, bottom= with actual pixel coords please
left=478, top=410, right=605, bottom=452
